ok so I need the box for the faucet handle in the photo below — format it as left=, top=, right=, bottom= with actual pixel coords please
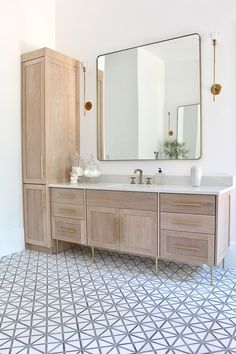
left=146, top=177, right=152, bottom=185
left=130, top=176, right=136, bottom=184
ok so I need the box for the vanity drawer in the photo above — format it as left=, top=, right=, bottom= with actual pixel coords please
left=51, top=203, right=85, bottom=219
left=160, top=230, right=214, bottom=265
left=52, top=217, right=86, bottom=244
left=161, top=212, right=215, bottom=234
left=50, top=188, right=84, bottom=205
left=160, top=194, right=215, bottom=215
left=86, top=190, right=157, bottom=211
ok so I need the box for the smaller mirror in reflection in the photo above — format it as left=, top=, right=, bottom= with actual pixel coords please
left=177, top=104, right=201, bottom=159
left=97, top=33, right=201, bottom=160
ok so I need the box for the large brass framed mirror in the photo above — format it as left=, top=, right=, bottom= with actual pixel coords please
left=97, top=33, right=201, bottom=160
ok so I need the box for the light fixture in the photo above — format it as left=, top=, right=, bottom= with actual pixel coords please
left=210, top=32, right=222, bottom=101
left=168, top=112, right=173, bottom=137
left=81, top=61, right=92, bottom=115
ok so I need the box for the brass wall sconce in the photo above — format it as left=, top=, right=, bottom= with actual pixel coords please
left=210, top=32, right=222, bottom=101
left=81, top=61, right=92, bottom=115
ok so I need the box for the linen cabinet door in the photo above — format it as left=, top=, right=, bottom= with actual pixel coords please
left=23, top=184, right=47, bottom=246
left=119, top=209, right=157, bottom=257
left=87, top=206, right=118, bottom=250
left=22, top=58, right=45, bottom=183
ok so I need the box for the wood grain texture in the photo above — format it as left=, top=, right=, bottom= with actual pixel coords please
left=22, top=58, right=45, bottom=183
left=45, top=56, right=80, bottom=183
left=86, top=190, right=157, bottom=211
left=23, top=184, right=47, bottom=246
left=119, top=209, right=157, bottom=257
left=50, top=188, right=84, bottom=205
left=160, top=193, right=216, bottom=215
left=160, top=229, right=215, bottom=265
left=50, top=203, right=85, bottom=219
left=52, top=216, right=87, bottom=245
left=87, top=206, right=118, bottom=250
left=161, top=212, right=215, bottom=234
left=215, top=192, right=231, bottom=265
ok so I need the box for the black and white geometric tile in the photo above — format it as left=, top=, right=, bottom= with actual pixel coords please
left=0, top=247, right=236, bottom=354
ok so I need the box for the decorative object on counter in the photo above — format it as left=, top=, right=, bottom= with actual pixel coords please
left=81, top=61, right=93, bottom=116
left=154, top=151, right=159, bottom=160
left=210, top=32, right=222, bottom=101
left=191, top=165, right=202, bottom=187
left=70, top=171, right=79, bottom=184
left=155, top=168, right=165, bottom=185
left=84, top=155, right=101, bottom=178
left=167, top=112, right=173, bottom=137
left=71, top=152, right=84, bottom=182
left=146, top=177, right=152, bottom=185
left=163, top=139, right=189, bottom=159
left=130, top=176, right=136, bottom=184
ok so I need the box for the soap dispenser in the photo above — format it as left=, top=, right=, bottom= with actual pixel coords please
left=155, top=168, right=164, bottom=185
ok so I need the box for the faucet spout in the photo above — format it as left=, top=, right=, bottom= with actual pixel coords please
left=134, top=169, right=143, bottom=184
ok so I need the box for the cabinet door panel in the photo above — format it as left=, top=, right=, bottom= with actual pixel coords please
left=22, top=58, right=45, bottom=183
left=23, top=184, right=47, bottom=246
left=120, top=209, right=157, bottom=257
left=87, top=206, right=118, bottom=250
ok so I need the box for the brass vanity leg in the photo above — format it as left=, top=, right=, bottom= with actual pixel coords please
left=210, top=266, right=214, bottom=287
left=91, top=246, right=95, bottom=261
left=56, top=240, right=59, bottom=254
left=155, top=257, right=158, bottom=274
left=222, top=258, right=225, bottom=269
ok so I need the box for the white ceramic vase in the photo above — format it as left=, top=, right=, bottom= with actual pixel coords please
left=191, top=166, right=202, bottom=187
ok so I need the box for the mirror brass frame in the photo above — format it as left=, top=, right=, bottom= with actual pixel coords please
left=96, top=33, right=202, bottom=161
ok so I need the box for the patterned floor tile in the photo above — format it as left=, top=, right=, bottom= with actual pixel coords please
left=0, top=247, right=236, bottom=353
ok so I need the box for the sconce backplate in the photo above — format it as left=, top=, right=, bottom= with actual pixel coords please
left=210, top=83, right=222, bottom=95
left=85, top=101, right=93, bottom=111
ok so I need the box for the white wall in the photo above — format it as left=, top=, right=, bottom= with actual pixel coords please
left=55, top=0, right=236, bottom=258
left=0, top=0, right=55, bottom=257
left=104, top=50, right=138, bottom=159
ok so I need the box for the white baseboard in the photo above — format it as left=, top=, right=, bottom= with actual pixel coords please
left=0, top=228, right=25, bottom=257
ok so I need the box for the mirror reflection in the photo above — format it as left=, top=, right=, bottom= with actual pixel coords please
left=97, top=34, right=201, bottom=160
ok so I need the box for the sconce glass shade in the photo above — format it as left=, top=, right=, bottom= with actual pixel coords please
left=210, top=32, right=220, bottom=42
left=81, top=61, right=88, bottom=71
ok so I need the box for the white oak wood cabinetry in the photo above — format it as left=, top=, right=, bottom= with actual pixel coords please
left=50, top=188, right=86, bottom=246
left=22, top=48, right=80, bottom=252
left=86, top=190, right=158, bottom=257
left=160, top=193, right=230, bottom=266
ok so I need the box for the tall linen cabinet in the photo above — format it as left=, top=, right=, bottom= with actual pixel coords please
left=21, top=48, right=80, bottom=252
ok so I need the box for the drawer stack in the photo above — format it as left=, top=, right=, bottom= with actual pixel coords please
left=160, top=193, right=216, bottom=265
left=50, top=188, right=87, bottom=245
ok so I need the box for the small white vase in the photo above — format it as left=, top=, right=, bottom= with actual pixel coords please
left=191, top=166, right=202, bottom=187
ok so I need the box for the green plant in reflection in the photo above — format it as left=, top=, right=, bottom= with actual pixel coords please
left=163, top=139, right=189, bottom=159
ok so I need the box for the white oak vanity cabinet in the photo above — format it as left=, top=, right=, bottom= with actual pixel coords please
left=86, top=190, right=158, bottom=257
left=22, top=48, right=80, bottom=252
left=48, top=185, right=231, bottom=273
left=50, top=188, right=86, bottom=247
left=160, top=193, right=230, bottom=266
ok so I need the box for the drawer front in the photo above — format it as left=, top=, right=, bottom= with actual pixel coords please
left=160, top=193, right=215, bottom=215
left=50, top=188, right=84, bottom=205
left=161, top=212, right=215, bottom=234
left=160, top=230, right=214, bottom=265
left=86, top=190, right=157, bottom=211
left=51, top=203, right=85, bottom=219
left=52, top=217, right=86, bottom=244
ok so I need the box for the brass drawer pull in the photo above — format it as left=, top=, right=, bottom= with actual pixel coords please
left=172, top=202, right=201, bottom=207
left=114, top=217, right=117, bottom=242
left=58, top=227, right=76, bottom=233
left=58, top=208, right=75, bottom=213
left=120, top=217, right=123, bottom=241
left=40, top=155, right=44, bottom=179
left=173, top=220, right=199, bottom=226
left=173, top=244, right=201, bottom=252
left=59, top=193, right=75, bottom=198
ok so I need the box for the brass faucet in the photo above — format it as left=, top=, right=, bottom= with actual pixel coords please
left=134, top=169, right=143, bottom=184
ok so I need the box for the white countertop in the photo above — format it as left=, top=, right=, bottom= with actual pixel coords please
left=49, top=182, right=234, bottom=195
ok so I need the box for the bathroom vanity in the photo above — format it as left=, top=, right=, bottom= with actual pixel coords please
left=47, top=182, right=232, bottom=272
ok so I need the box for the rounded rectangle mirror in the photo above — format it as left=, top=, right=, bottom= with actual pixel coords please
left=97, top=33, right=201, bottom=161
